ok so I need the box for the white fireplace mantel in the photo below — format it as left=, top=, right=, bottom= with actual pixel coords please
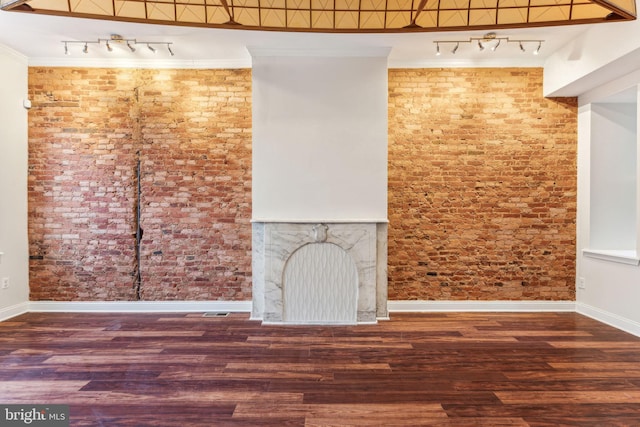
left=252, top=221, right=388, bottom=324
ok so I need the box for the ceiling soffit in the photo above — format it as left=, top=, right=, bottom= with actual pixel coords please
left=1, top=0, right=636, bottom=32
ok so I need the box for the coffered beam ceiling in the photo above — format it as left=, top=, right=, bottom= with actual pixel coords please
left=1, top=0, right=636, bottom=32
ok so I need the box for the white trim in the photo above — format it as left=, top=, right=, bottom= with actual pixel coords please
left=6, top=301, right=640, bottom=338
left=0, top=302, right=29, bottom=322
left=251, top=218, right=389, bottom=223
left=388, top=58, right=544, bottom=69
left=27, top=57, right=251, bottom=69
left=25, top=56, right=544, bottom=70
left=28, top=300, right=252, bottom=313
left=247, top=47, right=392, bottom=58
left=388, top=300, right=576, bottom=312
left=0, top=43, right=28, bottom=64
left=582, top=249, right=640, bottom=265
left=261, top=320, right=362, bottom=326
left=576, top=302, right=640, bottom=338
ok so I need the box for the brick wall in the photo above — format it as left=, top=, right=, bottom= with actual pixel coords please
left=388, top=68, right=577, bottom=300
left=28, top=68, right=252, bottom=300
left=28, top=66, right=576, bottom=302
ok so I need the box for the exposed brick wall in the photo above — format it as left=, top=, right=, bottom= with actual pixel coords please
left=388, top=68, right=577, bottom=301
left=28, top=66, right=576, bottom=302
left=28, top=67, right=252, bottom=301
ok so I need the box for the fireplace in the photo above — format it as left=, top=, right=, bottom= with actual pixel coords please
left=252, top=221, right=387, bottom=324
left=249, top=52, right=389, bottom=324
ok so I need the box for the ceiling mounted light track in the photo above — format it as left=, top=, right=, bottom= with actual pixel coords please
left=61, top=34, right=174, bottom=56
left=433, top=32, right=544, bottom=56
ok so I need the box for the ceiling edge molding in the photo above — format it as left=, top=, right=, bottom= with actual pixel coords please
left=27, top=57, right=251, bottom=69
left=25, top=55, right=546, bottom=69
left=247, top=47, right=393, bottom=58
left=0, top=42, right=28, bottom=63
left=388, top=57, right=546, bottom=68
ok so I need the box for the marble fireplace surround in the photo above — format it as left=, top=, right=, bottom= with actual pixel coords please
left=252, top=221, right=388, bottom=324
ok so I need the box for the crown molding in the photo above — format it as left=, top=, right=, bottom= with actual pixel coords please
left=27, top=57, right=251, bottom=69
left=388, top=57, right=545, bottom=69
left=247, top=46, right=392, bottom=58
left=0, top=43, right=27, bottom=64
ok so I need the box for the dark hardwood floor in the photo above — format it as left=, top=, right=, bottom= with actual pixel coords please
left=2, top=311, right=640, bottom=426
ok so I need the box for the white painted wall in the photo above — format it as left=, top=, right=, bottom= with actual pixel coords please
left=576, top=79, right=640, bottom=336
left=544, top=19, right=640, bottom=97
left=250, top=49, right=389, bottom=222
left=589, top=102, right=637, bottom=250
left=0, top=44, right=30, bottom=320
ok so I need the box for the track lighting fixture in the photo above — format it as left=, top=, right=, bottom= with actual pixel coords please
left=61, top=34, right=175, bottom=56
left=432, top=32, right=544, bottom=56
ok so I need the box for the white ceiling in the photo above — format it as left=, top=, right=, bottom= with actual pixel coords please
left=0, top=10, right=593, bottom=67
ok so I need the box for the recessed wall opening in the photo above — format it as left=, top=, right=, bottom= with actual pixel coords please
left=585, top=86, right=639, bottom=264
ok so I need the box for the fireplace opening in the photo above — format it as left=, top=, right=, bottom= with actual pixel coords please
left=283, top=242, right=358, bottom=323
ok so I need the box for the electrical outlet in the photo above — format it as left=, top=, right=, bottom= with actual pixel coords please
left=578, top=277, right=586, bottom=290
left=1, top=277, right=8, bottom=289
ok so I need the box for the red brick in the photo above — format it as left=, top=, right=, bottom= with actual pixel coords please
left=387, top=68, right=577, bottom=301
left=28, top=67, right=252, bottom=301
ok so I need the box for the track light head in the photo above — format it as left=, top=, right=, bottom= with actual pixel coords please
left=167, top=44, right=174, bottom=56
left=64, top=42, right=69, bottom=55
left=106, top=41, right=113, bottom=52
left=452, top=42, right=459, bottom=54
left=83, top=43, right=88, bottom=54
left=478, top=40, right=484, bottom=51
left=127, top=41, right=136, bottom=52
left=533, top=41, right=541, bottom=55
left=435, top=43, right=441, bottom=56
left=147, top=44, right=156, bottom=53
left=519, top=41, right=525, bottom=52
left=491, top=39, right=500, bottom=51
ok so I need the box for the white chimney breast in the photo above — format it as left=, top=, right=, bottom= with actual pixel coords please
left=250, top=49, right=389, bottom=324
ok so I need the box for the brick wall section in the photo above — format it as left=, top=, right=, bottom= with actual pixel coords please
left=387, top=68, right=577, bottom=301
left=28, top=68, right=252, bottom=301
left=28, top=66, right=575, bottom=302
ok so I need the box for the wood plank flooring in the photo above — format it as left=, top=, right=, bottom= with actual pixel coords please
left=2, top=312, right=640, bottom=426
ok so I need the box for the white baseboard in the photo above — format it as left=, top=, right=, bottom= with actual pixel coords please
left=0, top=302, right=29, bottom=321
left=388, top=300, right=576, bottom=312
left=28, top=300, right=252, bottom=313
left=576, top=302, right=640, bottom=338
left=25, top=300, right=575, bottom=315
left=4, top=300, right=640, bottom=338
